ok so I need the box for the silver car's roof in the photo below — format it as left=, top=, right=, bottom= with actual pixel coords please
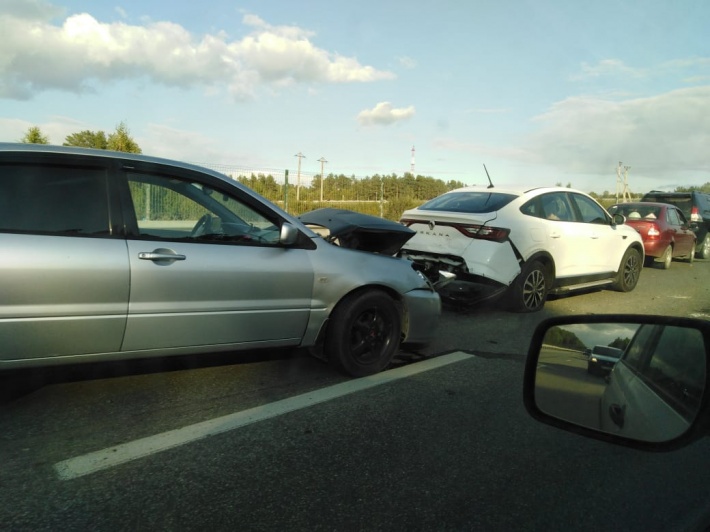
left=0, top=142, right=230, bottom=182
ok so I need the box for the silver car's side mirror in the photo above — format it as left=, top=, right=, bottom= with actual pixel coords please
left=524, top=315, right=710, bottom=451
left=279, top=222, right=299, bottom=246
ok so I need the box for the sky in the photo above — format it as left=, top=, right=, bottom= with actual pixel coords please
left=1, top=0, right=709, bottom=194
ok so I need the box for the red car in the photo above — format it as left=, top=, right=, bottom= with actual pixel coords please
left=608, top=202, right=696, bottom=269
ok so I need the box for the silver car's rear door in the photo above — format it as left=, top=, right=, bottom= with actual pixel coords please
left=0, top=161, right=129, bottom=363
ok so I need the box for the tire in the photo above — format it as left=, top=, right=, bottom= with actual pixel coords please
left=507, top=260, right=548, bottom=313
left=698, top=234, right=710, bottom=260
left=612, top=247, right=642, bottom=292
left=325, top=290, right=401, bottom=377
left=658, top=245, right=672, bottom=270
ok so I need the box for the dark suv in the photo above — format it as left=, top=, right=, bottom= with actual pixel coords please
left=640, top=190, right=710, bottom=259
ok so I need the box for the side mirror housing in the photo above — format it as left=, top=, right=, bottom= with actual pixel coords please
left=523, top=315, right=710, bottom=451
left=611, top=213, right=625, bottom=226
left=279, top=222, right=300, bottom=246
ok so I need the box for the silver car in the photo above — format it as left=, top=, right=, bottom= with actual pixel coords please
left=0, top=144, right=440, bottom=377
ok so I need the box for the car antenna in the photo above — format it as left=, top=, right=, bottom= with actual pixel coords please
left=483, top=164, right=494, bottom=189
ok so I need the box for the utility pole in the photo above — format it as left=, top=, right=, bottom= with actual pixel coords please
left=317, top=157, right=327, bottom=202
left=284, top=169, right=289, bottom=211
left=380, top=180, right=384, bottom=218
left=295, top=152, right=305, bottom=201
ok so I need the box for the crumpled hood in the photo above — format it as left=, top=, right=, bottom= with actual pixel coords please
left=299, top=208, right=415, bottom=255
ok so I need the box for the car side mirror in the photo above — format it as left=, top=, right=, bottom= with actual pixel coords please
left=611, top=213, right=625, bottom=226
left=279, top=222, right=300, bottom=246
left=523, top=315, right=710, bottom=451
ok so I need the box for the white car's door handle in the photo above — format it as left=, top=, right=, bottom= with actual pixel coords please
left=550, top=232, right=561, bottom=239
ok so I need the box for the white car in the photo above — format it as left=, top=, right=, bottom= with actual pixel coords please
left=399, top=185, right=645, bottom=312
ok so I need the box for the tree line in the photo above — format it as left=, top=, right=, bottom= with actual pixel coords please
left=19, top=122, right=142, bottom=153
left=18, top=123, right=710, bottom=206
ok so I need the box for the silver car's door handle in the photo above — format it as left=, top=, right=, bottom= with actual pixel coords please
left=138, top=250, right=186, bottom=261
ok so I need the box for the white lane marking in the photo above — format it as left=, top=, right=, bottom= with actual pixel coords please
left=54, top=351, right=473, bottom=480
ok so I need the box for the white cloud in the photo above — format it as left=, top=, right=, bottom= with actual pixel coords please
left=464, top=108, right=511, bottom=114
left=572, top=57, right=710, bottom=87
left=357, top=101, right=415, bottom=126
left=141, top=124, right=236, bottom=165
left=571, top=59, right=646, bottom=81
left=0, top=7, right=395, bottom=100
left=525, top=86, right=710, bottom=176
left=397, top=56, right=417, bottom=69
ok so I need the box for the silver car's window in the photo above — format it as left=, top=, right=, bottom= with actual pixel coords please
left=620, top=324, right=658, bottom=372
left=0, top=163, right=110, bottom=236
left=126, top=173, right=281, bottom=245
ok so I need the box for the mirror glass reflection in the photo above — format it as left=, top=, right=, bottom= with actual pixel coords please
left=535, top=322, right=706, bottom=442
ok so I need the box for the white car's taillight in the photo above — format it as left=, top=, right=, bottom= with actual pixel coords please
left=399, top=219, right=510, bottom=242
left=455, top=224, right=510, bottom=242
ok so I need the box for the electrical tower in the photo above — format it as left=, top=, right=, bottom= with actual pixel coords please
left=616, top=161, right=632, bottom=203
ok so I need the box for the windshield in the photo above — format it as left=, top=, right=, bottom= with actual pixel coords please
left=642, top=194, right=692, bottom=213
left=592, top=345, right=623, bottom=359
left=610, top=204, right=662, bottom=220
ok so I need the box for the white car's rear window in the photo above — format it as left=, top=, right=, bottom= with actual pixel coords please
left=418, top=191, right=517, bottom=213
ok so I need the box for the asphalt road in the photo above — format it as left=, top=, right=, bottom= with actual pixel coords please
left=1, top=259, right=709, bottom=531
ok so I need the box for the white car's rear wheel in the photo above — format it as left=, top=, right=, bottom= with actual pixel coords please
left=507, top=260, right=548, bottom=313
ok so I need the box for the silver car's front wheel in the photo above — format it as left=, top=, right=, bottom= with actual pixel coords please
left=325, top=290, right=402, bottom=377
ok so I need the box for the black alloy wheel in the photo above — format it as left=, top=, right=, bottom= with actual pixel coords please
left=325, top=290, right=401, bottom=377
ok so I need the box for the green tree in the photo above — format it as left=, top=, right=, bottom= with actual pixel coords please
left=20, top=126, right=49, bottom=144
left=544, top=326, right=587, bottom=351
left=676, top=182, right=710, bottom=193
left=64, top=130, right=108, bottom=149
left=609, top=337, right=631, bottom=351
left=107, top=122, right=142, bottom=153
